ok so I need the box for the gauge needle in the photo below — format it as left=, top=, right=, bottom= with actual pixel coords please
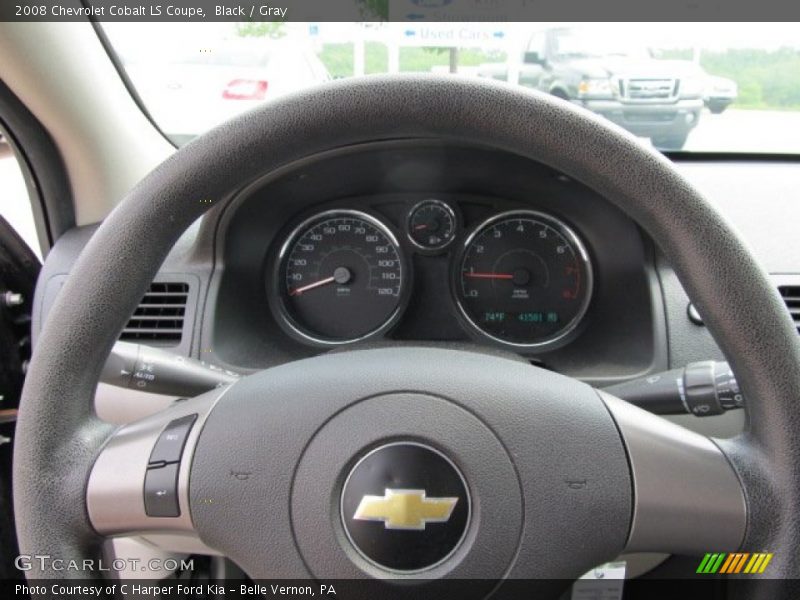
left=414, top=224, right=429, bottom=230
left=289, top=267, right=352, bottom=296
left=464, top=272, right=514, bottom=280
left=288, top=276, right=335, bottom=296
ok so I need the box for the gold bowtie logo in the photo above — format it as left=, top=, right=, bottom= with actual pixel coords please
left=353, top=489, right=458, bottom=530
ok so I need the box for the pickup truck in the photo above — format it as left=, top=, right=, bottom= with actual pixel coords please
left=479, top=27, right=706, bottom=150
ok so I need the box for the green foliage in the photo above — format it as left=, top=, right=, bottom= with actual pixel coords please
left=369, top=43, right=389, bottom=73
left=737, top=80, right=763, bottom=106
left=356, top=0, right=389, bottom=20
left=705, top=48, right=800, bottom=109
left=400, top=47, right=506, bottom=71
left=317, top=42, right=388, bottom=78
left=235, top=22, right=286, bottom=39
left=318, top=44, right=353, bottom=78
left=663, top=47, right=800, bottom=110
left=318, top=43, right=506, bottom=79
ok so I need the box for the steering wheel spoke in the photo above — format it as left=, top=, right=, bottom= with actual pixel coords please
left=86, top=387, right=226, bottom=549
left=599, top=391, right=747, bottom=555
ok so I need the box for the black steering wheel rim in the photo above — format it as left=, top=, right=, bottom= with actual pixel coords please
left=14, top=75, right=800, bottom=587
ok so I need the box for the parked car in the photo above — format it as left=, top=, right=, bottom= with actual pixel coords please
left=123, top=38, right=331, bottom=141
left=479, top=26, right=706, bottom=150
left=704, top=75, right=738, bottom=114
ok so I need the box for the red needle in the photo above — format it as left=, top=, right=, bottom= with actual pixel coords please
left=288, top=276, right=335, bottom=296
left=464, top=272, right=514, bottom=280
left=414, top=224, right=428, bottom=230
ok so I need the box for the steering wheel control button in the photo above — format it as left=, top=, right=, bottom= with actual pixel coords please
left=148, top=413, right=197, bottom=467
left=340, top=442, right=470, bottom=572
left=144, top=413, right=196, bottom=517
left=143, top=462, right=180, bottom=517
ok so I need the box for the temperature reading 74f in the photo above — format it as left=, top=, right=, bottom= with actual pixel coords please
left=456, top=211, right=593, bottom=348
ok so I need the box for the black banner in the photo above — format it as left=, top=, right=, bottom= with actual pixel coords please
left=1, top=0, right=799, bottom=22
left=5, top=577, right=796, bottom=600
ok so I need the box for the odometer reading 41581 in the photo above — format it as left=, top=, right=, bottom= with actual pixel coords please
left=455, top=211, right=593, bottom=348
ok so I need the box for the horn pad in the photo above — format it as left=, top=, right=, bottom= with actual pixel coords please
left=292, top=393, right=522, bottom=580
left=188, top=348, right=631, bottom=586
left=341, top=442, right=471, bottom=572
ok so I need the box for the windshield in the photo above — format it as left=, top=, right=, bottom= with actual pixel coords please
left=550, top=29, right=650, bottom=60
left=102, top=22, right=800, bottom=153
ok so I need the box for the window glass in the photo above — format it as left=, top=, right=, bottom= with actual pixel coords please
left=0, top=133, right=41, bottom=259
left=102, top=22, right=800, bottom=153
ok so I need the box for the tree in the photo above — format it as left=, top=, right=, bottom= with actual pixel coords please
left=235, top=22, right=286, bottom=39
left=356, top=0, right=389, bottom=20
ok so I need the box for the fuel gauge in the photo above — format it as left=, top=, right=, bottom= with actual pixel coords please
left=407, top=199, right=457, bottom=252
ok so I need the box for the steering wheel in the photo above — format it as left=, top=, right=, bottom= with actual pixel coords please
left=14, top=76, right=800, bottom=596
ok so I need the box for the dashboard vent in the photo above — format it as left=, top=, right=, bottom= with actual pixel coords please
left=120, top=282, right=189, bottom=344
left=779, top=286, right=800, bottom=333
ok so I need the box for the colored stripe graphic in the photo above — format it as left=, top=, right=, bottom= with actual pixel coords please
left=758, top=553, right=773, bottom=573
left=720, top=553, right=740, bottom=573
left=719, top=553, right=735, bottom=573
left=733, top=553, right=750, bottom=573
left=696, top=553, right=713, bottom=573
left=745, top=553, right=769, bottom=573
left=697, top=553, right=727, bottom=574
left=701, top=553, right=774, bottom=574
left=711, top=553, right=726, bottom=573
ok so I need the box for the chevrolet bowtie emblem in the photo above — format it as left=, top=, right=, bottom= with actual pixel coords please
left=353, top=488, right=459, bottom=530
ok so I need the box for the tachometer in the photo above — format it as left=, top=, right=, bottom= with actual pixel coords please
left=455, top=211, right=593, bottom=348
left=273, top=210, right=407, bottom=345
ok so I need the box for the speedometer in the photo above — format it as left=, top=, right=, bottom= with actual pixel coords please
left=273, top=210, right=407, bottom=345
left=454, top=211, right=593, bottom=349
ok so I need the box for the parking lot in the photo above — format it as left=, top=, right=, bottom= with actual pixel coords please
left=683, top=108, right=799, bottom=153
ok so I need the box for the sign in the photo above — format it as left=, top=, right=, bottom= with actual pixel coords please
left=391, top=22, right=511, bottom=48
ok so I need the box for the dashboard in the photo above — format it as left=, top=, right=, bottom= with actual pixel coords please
left=210, top=141, right=662, bottom=382
left=35, top=140, right=800, bottom=407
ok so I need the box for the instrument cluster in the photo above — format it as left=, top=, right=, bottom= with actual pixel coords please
left=268, top=199, right=594, bottom=352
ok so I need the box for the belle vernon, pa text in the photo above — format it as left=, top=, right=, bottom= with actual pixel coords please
left=18, top=584, right=338, bottom=596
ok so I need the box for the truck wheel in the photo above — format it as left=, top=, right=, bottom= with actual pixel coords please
left=652, top=133, right=689, bottom=151
left=708, top=101, right=728, bottom=115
